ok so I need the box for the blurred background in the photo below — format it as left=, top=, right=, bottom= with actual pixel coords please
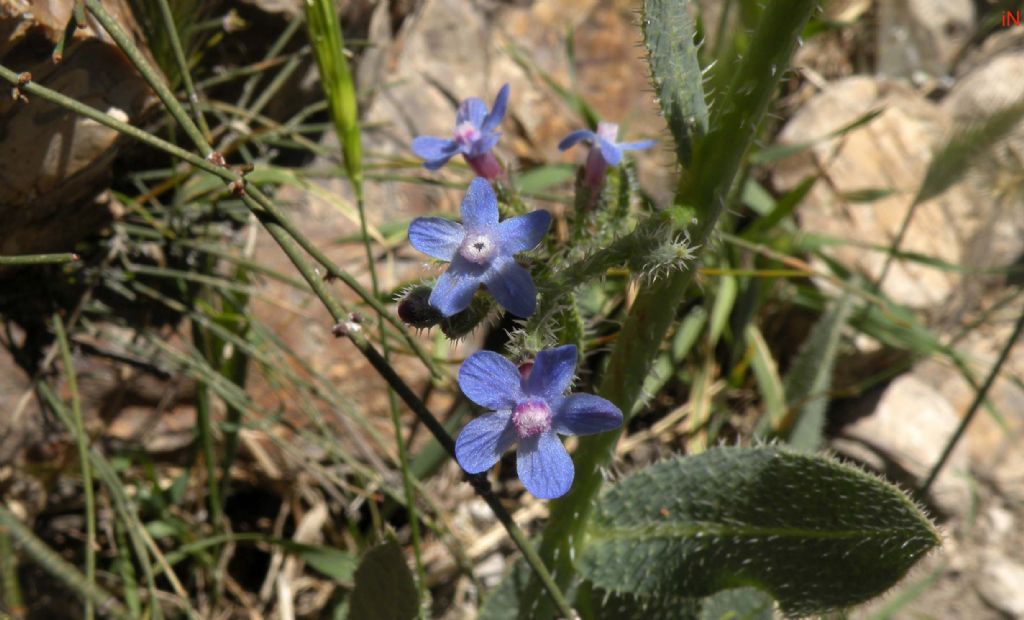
left=0, top=0, right=1022, bottom=617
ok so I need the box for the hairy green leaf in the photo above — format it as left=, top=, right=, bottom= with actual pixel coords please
left=700, top=587, right=774, bottom=620
left=643, top=0, right=708, bottom=166
left=579, top=446, right=939, bottom=616
left=590, top=588, right=701, bottom=619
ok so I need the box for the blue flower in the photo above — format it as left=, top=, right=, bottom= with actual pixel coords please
left=408, top=177, right=551, bottom=317
left=558, top=121, right=655, bottom=188
left=411, top=84, right=509, bottom=180
left=454, top=345, right=623, bottom=499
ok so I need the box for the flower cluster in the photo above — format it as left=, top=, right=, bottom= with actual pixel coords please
left=455, top=345, right=622, bottom=498
left=405, top=84, right=648, bottom=498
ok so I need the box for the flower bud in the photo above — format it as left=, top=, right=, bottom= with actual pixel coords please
left=397, top=286, right=443, bottom=329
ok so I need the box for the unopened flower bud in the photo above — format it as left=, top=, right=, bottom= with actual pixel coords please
left=397, top=286, right=443, bottom=329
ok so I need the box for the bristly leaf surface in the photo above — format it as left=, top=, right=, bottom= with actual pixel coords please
left=643, top=0, right=708, bottom=166
left=578, top=446, right=940, bottom=616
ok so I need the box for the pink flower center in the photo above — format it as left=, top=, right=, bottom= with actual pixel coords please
left=512, top=398, right=552, bottom=439
left=454, top=121, right=481, bottom=146
left=458, top=232, right=497, bottom=264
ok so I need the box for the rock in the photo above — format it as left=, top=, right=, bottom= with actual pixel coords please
left=831, top=374, right=971, bottom=517
left=877, top=0, right=974, bottom=80
left=774, top=76, right=971, bottom=309
left=914, top=318, right=1024, bottom=503
left=977, top=554, right=1024, bottom=617
left=941, top=50, right=1024, bottom=282
left=0, top=0, right=155, bottom=260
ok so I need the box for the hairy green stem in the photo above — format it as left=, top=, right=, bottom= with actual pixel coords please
left=52, top=314, right=96, bottom=620
left=522, top=1, right=818, bottom=616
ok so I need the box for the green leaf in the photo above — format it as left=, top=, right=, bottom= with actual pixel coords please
left=516, top=165, right=577, bottom=194
left=780, top=292, right=852, bottom=450
left=741, top=175, right=816, bottom=239
left=578, top=446, right=940, bottom=616
left=643, top=0, right=708, bottom=166
left=590, top=588, right=701, bottom=619
left=750, top=107, right=885, bottom=165
left=746, top=324, right=786, bottom=433
left=305, top=0, right=362, bottom=184
left=478, top=559, right=531, bottom=620
left=348, top=541, right=419, bottom=620
left=291, top=544, right=358, bottom=584
left=699, top=587, right=774, bottom=620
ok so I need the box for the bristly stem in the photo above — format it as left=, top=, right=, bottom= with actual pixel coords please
left=920, top=308, right=1024, bottom=495
left=522, top=0, right=818, bottom=616
left=53, top=314, right=97, bottom=620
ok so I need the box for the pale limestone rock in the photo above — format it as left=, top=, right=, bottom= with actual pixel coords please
left=877, top=0, right=974, bottom=79
left=775, top=76, right=968, bottom=309
left=832, top=374, right=970, bottom=517
left=977, top=554, right=1024, bottom=617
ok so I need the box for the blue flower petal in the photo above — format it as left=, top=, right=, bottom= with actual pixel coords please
left=412, top=135, right=461, bottom=162
left=526, top=345, right=577, bottom=400
left=558, top=129, right=596, bottom=151
left=481, top=83, right=510, bottom=133
left=597, top=137, right=623, bottom=166
left=497, top=210, right=551, bottom=255
left=455, top=409, right=516, bottom=474
left=618, top=139, right=657, bottom=151
left=516, top=431, right=573, bottom=499
left=458, top=350, right=525, bottom=410
left=429, top=258, right=484, bottom=316
left=408, top=217, right=464, bottom=261
left=460, top=177, right=499, bottom=232
left=457, top=97, right=488, bottom=128
left=469, top=131, right=501, bottom=157
left=551, top=393, right=623, bottom=437
left=484, top=256, right=537, bottom=317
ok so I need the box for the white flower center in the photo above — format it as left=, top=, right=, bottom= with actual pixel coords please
left=454, top=121, right=481, bottom=146
left=596, top=121, right=619, bottom=143
left=458, top=232, right=497, bottom=264
left=512, top=398, right=552, bottom=439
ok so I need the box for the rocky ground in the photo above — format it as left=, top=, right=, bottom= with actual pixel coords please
left=1, top=0, right=1023, bottom=617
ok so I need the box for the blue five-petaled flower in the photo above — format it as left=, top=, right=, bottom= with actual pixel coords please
left=408, top=177, right=550, bottom=318
left=559, top=121, right=656, bottom=188
left=411, top=84, right=509, bottom=180
left=455, top=345, right=623, bottom=499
